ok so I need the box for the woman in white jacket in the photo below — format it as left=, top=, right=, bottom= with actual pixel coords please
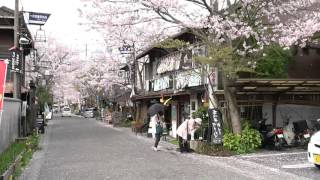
left=176, top=118, right=202, bottom=152
left=150, top=112, right=164, bottom=151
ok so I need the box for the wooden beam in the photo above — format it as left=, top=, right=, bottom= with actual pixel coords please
left=0, top=25, right=14, bottom=29
left=0, top=16, right=14, bottom=19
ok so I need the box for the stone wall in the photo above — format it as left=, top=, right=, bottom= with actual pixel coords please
left=0, top=98, right=21, bottom=153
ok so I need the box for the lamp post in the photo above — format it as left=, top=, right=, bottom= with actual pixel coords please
left=118, top=41, right=137, bottom=121
left=118, top=41, right=136, bottom=96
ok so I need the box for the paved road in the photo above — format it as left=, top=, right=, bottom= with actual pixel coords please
left=236, top=148, right=320, bottom=179
left=19, top=115, right=311, bottom=180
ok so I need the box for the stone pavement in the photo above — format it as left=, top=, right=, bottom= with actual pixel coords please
left=101, top=122, right=315, bottom=180
left=19, top=116, right=313, bottom=180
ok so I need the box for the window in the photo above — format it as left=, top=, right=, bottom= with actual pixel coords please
left=191, top=101, right=196, bottom=111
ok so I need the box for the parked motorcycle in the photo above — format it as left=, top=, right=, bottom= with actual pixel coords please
left=258, top=119, right=286, bottom=150
left=283, top=119, right=316, bottom=147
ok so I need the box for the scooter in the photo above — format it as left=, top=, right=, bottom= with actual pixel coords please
left=283, top=119, right=313, bottom=147
left=258, top=119, right=286, bottom=150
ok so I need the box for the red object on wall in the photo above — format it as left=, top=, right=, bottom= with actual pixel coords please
left=0, top=60, right=8, bottom=111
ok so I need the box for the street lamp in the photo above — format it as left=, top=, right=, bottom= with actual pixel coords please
left=118, top=41, right=136, bottom=97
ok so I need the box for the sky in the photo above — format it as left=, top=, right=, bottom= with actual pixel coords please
left=0, top=0, right=105, bottom=54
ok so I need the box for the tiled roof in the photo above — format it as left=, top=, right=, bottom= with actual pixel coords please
left=0, top=6, right=14, bottom=17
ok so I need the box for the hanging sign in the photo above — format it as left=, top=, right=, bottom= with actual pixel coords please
left=118, top=44, right=133, bottom=54
left=10, top=49, right=21, bottom=72
left=0, top=59, right=8, bottom=126
left=27, top=12, right=51, bottom=25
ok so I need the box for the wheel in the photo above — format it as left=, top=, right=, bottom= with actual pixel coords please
left=274, top=137, right=283, bottom=150
left=315, top=164, right=320, bottom=169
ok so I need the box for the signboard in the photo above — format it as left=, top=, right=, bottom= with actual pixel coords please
left=176, top=69, right=202, bottom=89
left=154, top=76, right=170, bottom=91
left=0, top=60, right=8, bottom=126
left=27, top=12, right=51, bottom=25
left=209, top=67, right=218, bottom=87
left=208, top=108, right=223, bottom=144
left=10, top=49, right=21, bottom=72
left=118, top=44, right=133, bottom=54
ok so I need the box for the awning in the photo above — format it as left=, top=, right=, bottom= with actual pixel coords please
left=234, top=79, right=320, bottom=94
left=132, top=86, right=205, bottom=100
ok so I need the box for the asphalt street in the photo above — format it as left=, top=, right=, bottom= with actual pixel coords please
left=19, top=115, right=316, bottom=180
left=236, top=148, right=320, bottom=179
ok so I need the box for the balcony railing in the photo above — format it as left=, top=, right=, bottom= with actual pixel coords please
left=146, top=68, right=206, bottom=92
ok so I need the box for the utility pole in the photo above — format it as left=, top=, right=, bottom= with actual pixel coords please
left=132, top=42, right=136, bottom=94
left=13, top=0, right=20, bottom=99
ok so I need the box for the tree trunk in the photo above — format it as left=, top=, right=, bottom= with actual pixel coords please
left=138, top=69, right=144, bottom=91
left=221, top=72, right=242, bottom=134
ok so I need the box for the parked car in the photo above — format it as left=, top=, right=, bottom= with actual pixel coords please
left=52, top=104, right=59, bottom=113
left=308, top=128, right=320, bottom=169
left=62, top=107, right=72, bottom=117
left=83, top=108, right=94, bottom=118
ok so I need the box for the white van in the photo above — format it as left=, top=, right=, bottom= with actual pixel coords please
left=62, top=107, right=72, bottom=117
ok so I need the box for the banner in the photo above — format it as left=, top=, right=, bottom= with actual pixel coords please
left=27, top=11, right=51, bottom=25
left=208, top=108, right=223, bottom=144
left=0, top=59, right=8, bottom=126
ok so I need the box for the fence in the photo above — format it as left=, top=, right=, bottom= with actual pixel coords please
left=0, top=98, right=21, bottom=154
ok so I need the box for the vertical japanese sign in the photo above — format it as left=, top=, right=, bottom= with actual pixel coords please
left=208, top=108, right=223, bottom=144
left=11, top=49, right=21, bottom=72
left=0, top=59, right=8, bottom=126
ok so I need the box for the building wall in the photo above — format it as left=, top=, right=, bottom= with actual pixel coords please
left=0, top=98, right=21, bottom=153
left=0, top=29, right=14, bottom=82
left=263, top=103, right=320, bottom=128
left=288, top=48, right=320, bottom=78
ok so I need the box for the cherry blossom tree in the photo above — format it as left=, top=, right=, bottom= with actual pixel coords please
left=79, top=0, right=320, bottom=134
left=141, top=0, right=320, bottom=134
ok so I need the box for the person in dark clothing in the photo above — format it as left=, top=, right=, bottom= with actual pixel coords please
left=178, top=136, right=190, bottom=153
left=153, top=121, right=163, bottom=151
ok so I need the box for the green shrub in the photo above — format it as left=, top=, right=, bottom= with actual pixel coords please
left=119, top=120, right=132, bottom=127
left=0, top=142, right=25, bottom=174
left=192, top=106, right=209, bottom=139
left=223, top=121, right=261, bottom=154
left=0, top=133, right=40, bottom=177
left=13, top=133, right=40, bottom=178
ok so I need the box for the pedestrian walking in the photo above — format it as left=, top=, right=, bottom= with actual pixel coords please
left=153, top=120, right=163, bottom=151
left=152, top=112, right=164, bottom=151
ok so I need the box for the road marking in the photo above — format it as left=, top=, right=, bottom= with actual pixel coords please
left=240, top=151, right=307, bottom=158
left=282, top=163, right=314, bottom=169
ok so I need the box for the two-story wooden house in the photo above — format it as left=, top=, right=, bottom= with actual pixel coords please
left=0, top=6, right=33, bottom=97
left=133, top=29, right=320, bottom=140
left=132, top=31, right=209, bottom=137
